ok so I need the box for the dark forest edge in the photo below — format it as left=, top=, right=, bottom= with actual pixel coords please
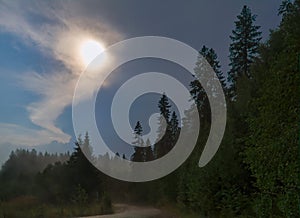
left=0, top=1, right=299, bottom=217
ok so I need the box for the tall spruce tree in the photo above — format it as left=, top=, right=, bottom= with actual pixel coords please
left=158, top=93, right=171, bottom=122
left=154, top=94, right=173, bottom=158
left=190, top=46, right=224, bottom=124
left=82, top=131, right=93, bottom=160
left=131, top=121, right=145, bottom=162
left=228, top=5, right=261, bottom=97
left=144, top=138, right=154, bottom=161
left=169, top=111, right=180, bottom=142
left=68, top=134, right=100, bottom=201
left=201, top=46, right=226, bottom=88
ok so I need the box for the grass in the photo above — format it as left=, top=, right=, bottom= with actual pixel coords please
left=0, top=196, right=113, bottom=218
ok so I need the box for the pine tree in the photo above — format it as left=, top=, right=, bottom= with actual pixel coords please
left=153, top=96, right=180, bottom=158
left=200, top=46, right=226, bottom=88
left=190, top=46, right=223, bottom=124
left=68, top=134, right=100, bottom=201
left=154, top=94, right=173, bottom=158
left=134, top=121, right=143, bottom=136
left=190, top=46, right=225, bottom=101
left=169, top=111, right=180, bottom=142
left=158, top=93, right=171, bottom=122
left=228, top=5, right=262, bottom=97
left=82, top=132, right=93, bottom=160
left=131, top=121, right=145, bottom=162
left=144, top=138, right=154, bottom=161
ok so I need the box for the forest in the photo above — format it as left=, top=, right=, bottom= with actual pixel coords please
left=0, top=1, right=299, bottom=217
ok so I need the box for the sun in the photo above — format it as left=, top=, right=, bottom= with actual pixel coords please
left=80, top=39, right=105, bottom=66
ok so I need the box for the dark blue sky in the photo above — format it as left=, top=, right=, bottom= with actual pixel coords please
left=0, top=0, right=282, bottom=163
left=89, top=0, right=282, bottom=72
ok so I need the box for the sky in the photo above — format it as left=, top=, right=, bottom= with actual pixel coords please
left=0, top=0, right=282, bottom=164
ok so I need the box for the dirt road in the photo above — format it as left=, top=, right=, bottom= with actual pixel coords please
left=78, top=204, right=163, bottom=218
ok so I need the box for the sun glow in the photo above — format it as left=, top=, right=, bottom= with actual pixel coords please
left=80, top=39, right=105, bottom=66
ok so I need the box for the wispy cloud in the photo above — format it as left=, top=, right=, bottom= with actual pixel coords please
left=0, top=0, right=123, bottom=146
left=0, top=123, right=70, bottom=146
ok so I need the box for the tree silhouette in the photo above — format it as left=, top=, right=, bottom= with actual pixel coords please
left=228, top=5, right=262, bottom=97
left=144, top=138, right=154, bottom=161
left=67, top=134, right=100, bottom=201
left=131, top=121, right=145, bottom=162
left=154, top=94, right=179, bottom=158
left=190, top=46, right=223, bottom=125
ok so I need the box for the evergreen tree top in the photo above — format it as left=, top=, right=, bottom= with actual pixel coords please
left=198, top=45, right=226, bottom=89
left=158, top=93, right=171, bottom=121
left=134, top=121, right=143, bottom=136
left=228, top=5, right=262, bottom=98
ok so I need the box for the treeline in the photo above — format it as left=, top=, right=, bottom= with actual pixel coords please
left=0, top=149, right=69, bottom=199
left=176, top=2, right=300, bottom=217
left=0, top=134, right=113, bottom=217
left=127, top=2, right=299, bottom=217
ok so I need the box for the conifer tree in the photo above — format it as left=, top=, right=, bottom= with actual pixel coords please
left=158, top=93, right=171, bottom=121
left=190, top=46, right=223, bottom=124
left=131, top=121, right=145, bottom=162
left=228, top=5, right=261, bottom=97
left=144, top=138, right=154, bottom=161
left=68, top=134, right=100, bottom=200
left=169, top=111, right=180, bottom=142
left=154, top=94, right=173, bottom=158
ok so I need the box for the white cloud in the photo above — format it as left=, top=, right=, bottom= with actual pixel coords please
left=0, top=123, right=69, bottom=146
left=0, top=0, right=123, bottom=146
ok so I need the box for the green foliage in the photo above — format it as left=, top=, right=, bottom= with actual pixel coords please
left=67, top=135, right=102, bottom=201
left=243, top=1, right=300, bottom=217
left=190, top=46, right=225, bottom=125
left=71, top=185, right=88, bottom=205
left=0, top=149, right=69, bottom=200
left=0, top=133, right=113, bottom=217
left=158, top=93, right=171, bottom=121
left=228, top=5, right=262, bottom=97
left=131, top=121, right=146, bottom=162
left=177, top=3, right=299, bottom=217
left=100, top=192, right=113, bottom=214
left=200, top=45, right=226, bottom=89
left=154, top=94, right=180, bottom=158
